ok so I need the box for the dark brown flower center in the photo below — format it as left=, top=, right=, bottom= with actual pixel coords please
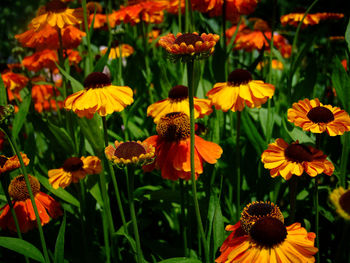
left=45, top=0, right=68, bottom=12
left=168, top=85, right=188, bottom=101
left=156, top=112, right=191, bottom=141
left=250, top=217, right=287, bottom=248
left=307, top=106, right=335, bottom=124
left=174, top=33, right=204, bottom=46
left=114, top=142, right=146, bottom=160
left=63, top=157, right=84, bottom=172
left=227, top=69, right=253, bottom=86
left=0, top=156, right=8, bottom=168
left=8, top=175, right=41, bottom=201
left=339, top=190, right=350, bottom=215
left=83, top=72, right=111, bottom=89
left=284, top=143, right=314, bottom=163
left=246, top=202, right=274, bottom=217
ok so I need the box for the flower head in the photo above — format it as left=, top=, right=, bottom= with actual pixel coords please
left=22, top=49, right=58, bottom=72
left=143, top=112, right=222, bottom=180
left=48, top=156, right=102, bottom=189
left=15, top=24, right=86, bottom=50
left=147, top=85, right=212, bottom=123
left=105, top=141, right=155, bottom=168
left=158, top=32, right=220, bottom=62
left=287, top=98, right=350, bottom=136
left=64, top=72, right=134, bottom=119
left=281, top=12, right=344, bottom=28
left=0, top=174, right=62, bottom=232
left=101, top=43, right=135, bottom=59
left=207, top=69, right=275, bottom=112
left=0, top=153, right=30, bottom=175
left=31, top=80, right=63, bottom=113
left=330, top=186, right=350, bottom=220
left=31, top=0, right=84, bottom=31
left=261, top=138, right=334, bottom=180
left=216, top=202, right=318, bottom=263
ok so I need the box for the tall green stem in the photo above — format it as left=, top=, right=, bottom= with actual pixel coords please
left=179, top=179, right=188, bottom=257
left=235, top=111, right=241, bottom=221
left=81, top=0, right=94, bottom=73
left=187, top=61, right=209, bottom=263
left=125, top=167, right=143, bottom=263
left=1, top=128, right=50, bottom=263
left=340, top=133, right=349, bottom=187
left=289, top=176, right=297, bottom=223
left=0, top=178, right=29, bottom=263
left=314, top=133, right=321, bottom=262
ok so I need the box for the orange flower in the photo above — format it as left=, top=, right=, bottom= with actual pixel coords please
left=111, top=0, right=167, bottom=26
left=31, top=79, right=63, bottom=113
left=22, top=49, right=58, bottom=72
left=207, top=69, right=275, bottom=112
left=281, top=12, right=344, bottom=28
left=31, top=0, right=84, bottom=31
left=158, top=32, right=219, bottom=62
left=15, top=24, right=86, bottom=50
left=0, top=153, right=30, bottom=175
left=256, top=59, right=284, bottom=70
left=101, top=44, right=135, bottom=59
left=166, top=0, right=186, bottom=14
left=65, top=49, right=82, bottom=65
left=105, top=141, right=155, bottom=167
left=1, top=70, right=28, bottom=102
left=147, top=85, right=212, bottom=123
left=143, top=112, right=222, bottom=180
left=216, top=203, right=318, bottom=263
left=261, top=138, right=334, bottom=180
left=341, top=59, right=348, bottom=71
left=287, top=98, right=350, bottom=136
left=0, top=175, right=62, bottom=233
left=48, top=156, right=102, bottom=189
left=226, top=19, right=291, bottom=58
left=64, top=72, right=134, bottom=119
left=148, top=29, right=161, bottom=43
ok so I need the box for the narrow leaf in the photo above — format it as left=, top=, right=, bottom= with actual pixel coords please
left=0, top=237, right=45, bottom=263
left=12, top=94, right=31, bottom=138
left=55, top=62, right=84, bottom=92
left=0, top=73, right=7, bottom=106
left=47, top=121, right=75, bottom=155
left=54, top=213, right=66, bottom=263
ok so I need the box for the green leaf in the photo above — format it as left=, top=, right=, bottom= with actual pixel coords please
left=158, top=258, right=202, bottom=263
left=93, top=46, right=111, bottom=73
left=55, top=62, right=84, bottom=93
left=47, top=121, right=75, bottom=155
left=77, top=116, right=104, bottom=155
left=241, top=110, right=266, bottom=154
left=345, top=18, right=350, bottom=53
left=54, top=213, right=66, bottom=263
left=114, top=222, right=136, bottom=253
left=332, top=57, right=350, bottom=112
left=35, top=172, right=80, bottom=207
left=0, top=73, right=7, bottom=106
left=12, top=94, right=31, bottom=139
left=0, top=237, right=45, bottom=263
left=213, top=202, right=224, bottom=255
left=282, top=117, right=315, bottom=144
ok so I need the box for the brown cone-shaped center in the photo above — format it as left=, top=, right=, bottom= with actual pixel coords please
left=339, top=190, right=350, bottom=215
left=250, top=217, right=287, bottom=248
left=246, top=202, right=274, bottom=217
left=174, top=33, right=204, bottom=46
left=156, top=112, right=191, bottom=141
left=284, top=143, right=313, bottom=163
left=228, top=69, right=253, bottom=86
left=114, top=142, right=146, bottom=160
left=8, top=175, right=40, bottom=201
left=83, top=72, right=111, bottom=89
left=307, top=106, right=335, bottom=124
left=0, top=156, right=8, bottom=168
left=168, top=85, right=188, bottom=101
left=86, top=2, right=102, bottom=14
left=63, top=157, right=84, bottom=172
left=45, top=0, right=67, bottom=12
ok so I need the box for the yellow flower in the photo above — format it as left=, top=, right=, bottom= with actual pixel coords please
left=207, top=69, right=275, bottom=112
left=330, top=186, right=350, bottom=220
left=101, top=44, right=134, bottom=59
left=64, top=72, right=134, bottom=119
left=287, top=98, right=350, bottom=136
left=147, top=85, right=212, bottom=123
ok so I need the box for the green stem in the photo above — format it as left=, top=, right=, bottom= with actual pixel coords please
left=340, top=133, right=349, bottom=187
left=125, top=167, right=143, bottom=263
left=0, top=178, right=30, bottom=263
left=179, top=180, right=188, bottom=257
left=81, top=0, right=94, bottom=73
left=235, top=111, right=241, bottom=221
left=178, top=0, right=182, bottom=32
left=222, top=0, right=227, bottom=79
left=101, top=209, right=111, bottom=263
left=314, top=178, right=320, bottom=263
left=2, top=128, right=50, bottom=263
left=187, top=61, right=209, bottom=263
left=289, top=176, right=297, bottom=223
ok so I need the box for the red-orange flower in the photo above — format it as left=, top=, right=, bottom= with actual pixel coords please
left=166, top=0, right=186, bottom=14
left=111, top=0, right=167, bottom=26
left=1, top=70, right=28, bottom=102
left=15, top=24, right=86, bottom=50
left=143, top=112, right=222, bottom=180
left=0, top=153, right=30, bottom=175
left=31, top=78, right=63, bottom=113
left=226, top=19, right=291, bottom=58
left=22, top=49, right=58, bottom=72
left=281, top=12, right=344, bottom=28
left=261, top=138, right=334, bottom=180
left=0, top=174, right=62, bottom=232
left=287, top=98, right=350, bottom=136
left=31, top=0, right=84, bottom=31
